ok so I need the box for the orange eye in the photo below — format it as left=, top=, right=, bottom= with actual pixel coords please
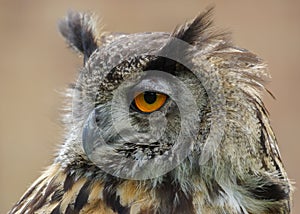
left=133, top=91, right=167, bottom=113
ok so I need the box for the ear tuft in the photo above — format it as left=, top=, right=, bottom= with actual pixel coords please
left=173, top=7, right=217, bottom=45
left=164, top=6, right=231, bottom=57
left=58, top=11, right=99, bottom=64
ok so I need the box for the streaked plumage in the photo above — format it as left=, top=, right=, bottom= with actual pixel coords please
left=9, top=8, right=292, bottom=214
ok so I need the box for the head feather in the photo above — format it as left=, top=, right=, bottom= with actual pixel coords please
left=58, top=11, right=99, bottom=64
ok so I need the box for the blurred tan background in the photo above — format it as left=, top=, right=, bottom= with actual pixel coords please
left=0, top=1, right=299, bottom=213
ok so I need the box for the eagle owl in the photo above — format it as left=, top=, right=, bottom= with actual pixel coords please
left=9, top=8, right=292, bottom=214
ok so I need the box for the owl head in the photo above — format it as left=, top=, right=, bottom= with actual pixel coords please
left=56, top=8, right=290, bottom=207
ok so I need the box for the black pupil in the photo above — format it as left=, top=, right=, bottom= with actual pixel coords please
left=143, top=92, right=157, bottom=104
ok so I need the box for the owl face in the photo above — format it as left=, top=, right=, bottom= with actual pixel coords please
left=75, top=33, right=211, bottom=180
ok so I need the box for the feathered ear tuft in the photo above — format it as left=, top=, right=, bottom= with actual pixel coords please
left=58, top=11, right=99, bottom=64
left=173, top=7, right=214, bottom=45
left=173, top=6, right=230, bottom=48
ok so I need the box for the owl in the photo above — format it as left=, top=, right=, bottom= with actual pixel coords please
left=9, top=8, right=292, bottom=214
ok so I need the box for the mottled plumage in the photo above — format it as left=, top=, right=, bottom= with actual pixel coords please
left=9, top=8, right=292, bottom=214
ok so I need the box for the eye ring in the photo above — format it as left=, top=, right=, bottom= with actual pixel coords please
left=131, top=91, right=168, bottom=113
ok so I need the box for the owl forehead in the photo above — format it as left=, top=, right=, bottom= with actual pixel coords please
left=81, top=33, right=173, bottom=92
left=89, top=32, right=170, bottom=69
